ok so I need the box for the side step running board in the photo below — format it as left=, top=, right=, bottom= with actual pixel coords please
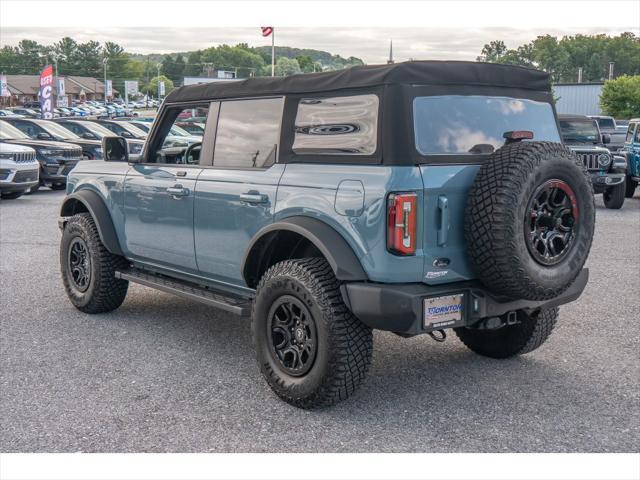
left=115, top=268, right=251, bottom=316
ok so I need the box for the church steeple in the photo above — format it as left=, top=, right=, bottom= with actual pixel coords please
left=387, top=39, right=394, bottom=64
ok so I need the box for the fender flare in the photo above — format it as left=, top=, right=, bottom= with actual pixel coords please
left=59, top=190, right=123, bottom=256
left=242, top=216, right=368, bottom=286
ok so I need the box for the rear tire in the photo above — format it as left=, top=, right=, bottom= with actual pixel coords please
left=624, top=177, right=637, bottom=198
left=252, top=258, right=373, bottom=409
left=603, top=181, right=625, bottom=209
left=455, top=308, right=558, bottom=359
left=60, top=213, right=129, bottom=313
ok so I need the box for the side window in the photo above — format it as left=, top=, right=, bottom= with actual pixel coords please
left=625, top=124, right=635, bottom=143
left=153, top=105, right=209, bottom=165
left=293, top=94, right=379, bottom=155
left=634, top=124, right=640, bottom=143
left=213, top=98, right=282, bottom=168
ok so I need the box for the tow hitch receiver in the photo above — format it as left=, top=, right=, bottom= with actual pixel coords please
left=428, top=330, right=447, bottom=342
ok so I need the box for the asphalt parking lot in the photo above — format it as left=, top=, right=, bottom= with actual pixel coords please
left=1, top=190, right=639, bottom=453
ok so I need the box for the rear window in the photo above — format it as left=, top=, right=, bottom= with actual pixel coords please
left=413, top=95, right=560, bottom=155
left=293, top=94, right=379, bottom=155
left=595, top=117, right=615, bottom=129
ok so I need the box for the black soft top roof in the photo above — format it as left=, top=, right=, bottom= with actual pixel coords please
left=165, top=60, right=551, bottom=103
left=558, top=114, right=593, bottom=122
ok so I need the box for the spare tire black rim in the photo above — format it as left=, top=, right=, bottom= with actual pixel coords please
left=68, top=237, right=91, bottom=291
left=526, top=179, right=578, bottom=266
left=267, top=295, right=317, bottom=377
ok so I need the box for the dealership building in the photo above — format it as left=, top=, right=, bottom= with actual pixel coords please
left=552, top=83, right=605, bottom=116
left=1, top=75, right=117, bottom=106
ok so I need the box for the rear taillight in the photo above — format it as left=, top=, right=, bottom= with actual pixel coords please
left=387, top=192, right=417, bottom=256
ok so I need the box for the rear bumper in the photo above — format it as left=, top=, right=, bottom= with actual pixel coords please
left=341, top=269, right=589, bottom=336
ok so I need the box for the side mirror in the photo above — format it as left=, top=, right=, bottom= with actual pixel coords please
left=102, top=136, right=131, bottom=162
left=121, top=131, right=134, bottom=139
left=36, top=132, right=53, bottom=140
left=602, top=134, right=611, bottom=144
left=81, top=132, right=96, bottom=139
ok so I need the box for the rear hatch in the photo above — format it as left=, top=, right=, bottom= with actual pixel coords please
left=413, top=94, right=562, bottom=285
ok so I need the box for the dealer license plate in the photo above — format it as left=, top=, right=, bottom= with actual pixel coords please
left=424, top=294, right=464, bottom=329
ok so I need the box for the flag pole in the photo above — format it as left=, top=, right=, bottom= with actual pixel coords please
left=271, top=29, right=275, bottom=77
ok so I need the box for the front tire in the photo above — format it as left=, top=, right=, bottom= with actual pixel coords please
left=0, top=191, right=24, bottom=200
left=455, top=308, right=558, bottom=359
left=50, top=183, right=66, bottom=191
left=603, top=181, right=625, bottom=209
left=60, top=213, right=129, bottom=313
left=252, top=258, right=373, bottom=409
left=624, top=177, right=637, bottom=198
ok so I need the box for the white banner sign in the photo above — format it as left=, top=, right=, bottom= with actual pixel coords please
left=57, top=96, right=68, bottom=108
left=158, top=81, right=165, bottom=96
left=105, top=79, right=113, bottom=98
left=124, top=80, right=138, bottom=95
left=57, top=78, right=65, bottom=96
left=0, top=75, right=9, bottom=97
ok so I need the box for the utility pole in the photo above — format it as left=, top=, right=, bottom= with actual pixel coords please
left=103, top=58, right=108, bottom=103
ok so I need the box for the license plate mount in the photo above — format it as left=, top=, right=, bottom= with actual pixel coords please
left=423, top=293, right=465, bottom=330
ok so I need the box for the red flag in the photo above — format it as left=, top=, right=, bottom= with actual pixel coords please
left=39, top=65, right=54, bottom=119
left=261, top=27, right=273, bottom=37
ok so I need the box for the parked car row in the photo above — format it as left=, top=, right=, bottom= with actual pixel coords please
left=0, top=113, right=208, bottom=199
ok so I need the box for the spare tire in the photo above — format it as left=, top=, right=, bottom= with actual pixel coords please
left=465, top=141, right=595, bottom=301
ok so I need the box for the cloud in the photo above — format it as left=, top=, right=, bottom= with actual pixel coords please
left=1, top=26, right=637, bottom=63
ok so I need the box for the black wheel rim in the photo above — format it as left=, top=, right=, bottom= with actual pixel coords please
left=525, top=179, right=578, bottom=266
left=267, top=295, right=317, bottom=377
left=68, top=237, right=91, bottom=292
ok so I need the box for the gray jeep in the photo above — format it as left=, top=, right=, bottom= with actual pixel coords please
left=58, top=61, right=595, bottom=408
left=558, top=114, right=627, bottom=209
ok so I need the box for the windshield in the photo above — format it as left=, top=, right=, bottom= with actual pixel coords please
left=82, top=122, right=117, bottom=137
left=132, top=122, right=150, bottom=133
left=170, top=125, right=191, bottom=137
left=119, top=122, right=147, bottom=136
left=40, top=122, right=81, bottom=139
left=559, top=120, right=599, bottom=142
left=0, top=121, right=31, bottom=139
left=413, top=95, right=560, bottom=155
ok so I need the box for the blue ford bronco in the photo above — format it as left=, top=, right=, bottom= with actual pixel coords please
left=59, top=61, right=595, bottom=408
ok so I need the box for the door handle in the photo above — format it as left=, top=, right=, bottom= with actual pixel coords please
left=167, top=184, right=189, bottom=198
left=239, top=192, right=268, bottom=204
left=437, top=195, right=449, bottom=246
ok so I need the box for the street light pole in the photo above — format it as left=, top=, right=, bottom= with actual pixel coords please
left=157, top=63, right=162, bottom=100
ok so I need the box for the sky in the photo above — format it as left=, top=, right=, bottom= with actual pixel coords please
left=1, top=26, right=638, bottom=64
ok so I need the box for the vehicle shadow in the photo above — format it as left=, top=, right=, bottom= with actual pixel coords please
left=109, top=289, right=606, bottom=429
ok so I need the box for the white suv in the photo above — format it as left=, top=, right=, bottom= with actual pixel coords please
left=0, top=143, right=39, bottom=199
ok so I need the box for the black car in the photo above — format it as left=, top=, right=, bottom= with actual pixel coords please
left=2, top=118, right=103, bottom=160
left=0, top=120, right=83, bottom=191
left=53, top=119, right=145, bottom=157
left=558, top=114, right=627, bottom=209
left=86, top=119, right=147, bottom=140
left=10, top=108, right=40, bottom=118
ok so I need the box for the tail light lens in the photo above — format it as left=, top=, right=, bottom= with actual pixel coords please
left=387, top=192, right=417, bottom=256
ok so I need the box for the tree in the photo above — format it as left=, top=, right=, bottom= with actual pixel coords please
left=295, top=55, right=314, bottom=73
left=275, top=57, right=301, bottom=76
left=476, top=40, right=507, bottom=62
left=600, top=75, right=640, bottom=118
left=161, top=55, right=185, bottom=85
left=144, top=75, right=174, bottom=97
